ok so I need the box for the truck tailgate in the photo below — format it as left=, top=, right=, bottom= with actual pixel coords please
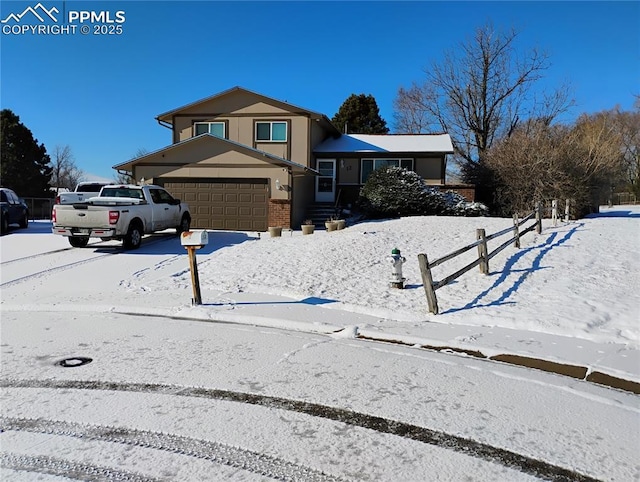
left=53, top=205, right=113, bottom=228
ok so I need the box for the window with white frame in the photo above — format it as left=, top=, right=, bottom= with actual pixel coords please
left=360, top=158, right=414, bottom=184
left=194, top=122, right=225, bottom=138
left=255, top=121, right=287, bottom=142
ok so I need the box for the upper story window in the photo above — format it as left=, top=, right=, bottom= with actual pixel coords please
left=194, top=122, right=225, bottom=138
left=255, top=121, right=287, bottom=142
left=361, top=158, right=414, bottom=184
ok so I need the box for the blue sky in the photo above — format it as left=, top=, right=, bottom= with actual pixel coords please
left=1, top=1, right=638, bottom=180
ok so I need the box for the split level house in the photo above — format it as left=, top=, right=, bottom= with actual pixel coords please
left=113, top=86, right=473, bottom=231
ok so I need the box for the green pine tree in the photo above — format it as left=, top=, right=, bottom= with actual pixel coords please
left=1, top=109, right=52, bottom=197
left=332, top=94, right=389, bottom=134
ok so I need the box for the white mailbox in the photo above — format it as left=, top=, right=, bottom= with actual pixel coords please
left=180, top=230, right=209, bottom=248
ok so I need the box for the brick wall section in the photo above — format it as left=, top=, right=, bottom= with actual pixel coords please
left=442, top=184, right=476, bottom=202
left=269, top=199, right=291, bottom=228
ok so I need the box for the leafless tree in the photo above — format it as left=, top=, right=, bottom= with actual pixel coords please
left=610, top=102, right=640, bottom=197
left=393, top=22, right=573, bottom=207
left=486, top=111, right=628, bottom=217
left=50, top=145, right=83, bottom=193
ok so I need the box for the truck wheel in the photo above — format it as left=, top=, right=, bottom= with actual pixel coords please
left=124, top=223, right=142, bottom=249
left=176, top=214, right=191, bottom=235
left=69, top=236, right=89, bottom=248
left=1, top=216, right=8, bottom=235
left=19, top=213, right=28, bottom=229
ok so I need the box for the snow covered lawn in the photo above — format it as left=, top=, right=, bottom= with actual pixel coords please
left=1, top=205, right=638, bottom=481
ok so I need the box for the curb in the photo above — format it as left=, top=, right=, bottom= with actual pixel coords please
left=111, top=307, right=640, bottom=396
left=357, top=334, right=640, bottom=395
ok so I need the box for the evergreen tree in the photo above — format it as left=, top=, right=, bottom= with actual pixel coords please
left=332, top=94, right=389, bottom=134
left=1, top=109, right=52, bottom=197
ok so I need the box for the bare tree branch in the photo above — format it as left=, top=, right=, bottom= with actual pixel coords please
left=50, top=145, right=83, bottom=193
left=393, top=22, right=574, bottom=208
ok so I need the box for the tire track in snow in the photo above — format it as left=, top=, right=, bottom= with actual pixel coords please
left=0, top=235, right=177, bottom=289
left=0, top=238, right=126, bottom=266
left=0, top=251, right=118, bottom=288
left=1, top=452, right=161, bottom=482
left=0, top=379, right=600, bottom=482
left=1, top=418, right=346, bottom=482
left=0, top=245, right=81, bottom=265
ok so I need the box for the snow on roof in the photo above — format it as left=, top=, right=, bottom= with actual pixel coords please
left=314, top=134, right=454, bottom=154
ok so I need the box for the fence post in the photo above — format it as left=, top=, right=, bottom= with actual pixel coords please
left=476, top=228, right=489, bottom=274
left=565, top=199, right=570, bottom=222
left=512, top=214, right=521, bottom=248
left=535, top=202, right=543, bottom=234
left=551, top=199, right=558, bottom=226
left=417, top=253, right=439, bottom=315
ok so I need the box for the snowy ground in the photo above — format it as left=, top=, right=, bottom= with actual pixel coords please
left=1, top=206, right=639, bottom=481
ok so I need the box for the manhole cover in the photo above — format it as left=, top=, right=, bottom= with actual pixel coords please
left=57, top=357, right=93, bottom=368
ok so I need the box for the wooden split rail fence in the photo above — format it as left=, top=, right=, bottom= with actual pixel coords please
left=418, top=202, right=558, bottom=315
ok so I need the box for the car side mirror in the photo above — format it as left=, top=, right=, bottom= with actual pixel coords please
left=170, top=198, right=181, bottom=205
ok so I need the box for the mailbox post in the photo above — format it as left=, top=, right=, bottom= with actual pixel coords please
left=180, top=230, right=209, bottom=305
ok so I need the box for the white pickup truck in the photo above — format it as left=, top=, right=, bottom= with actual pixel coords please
left=52, top=184, right=191, bottom=249
left=55, top=182, right=110, bottom=204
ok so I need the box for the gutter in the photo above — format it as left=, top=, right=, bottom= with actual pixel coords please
left=156, top=118, right=172, bottom=130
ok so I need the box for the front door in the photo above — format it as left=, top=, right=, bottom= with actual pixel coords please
left=315, top=159, right=336, bottom=203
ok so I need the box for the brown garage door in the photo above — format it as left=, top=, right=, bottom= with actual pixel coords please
left=162, top=178, right=269, bottom=231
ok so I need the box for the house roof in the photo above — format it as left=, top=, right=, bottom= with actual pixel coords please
left=313, top=134, right=454, bottom=154
left=155, top=86, right=341, bottom=136
left=112, top=134, right=318, bottom=175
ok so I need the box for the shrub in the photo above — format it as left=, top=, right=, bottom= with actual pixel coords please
left=358, top=167, right=487, bottom=218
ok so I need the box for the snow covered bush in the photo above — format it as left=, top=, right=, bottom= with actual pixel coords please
left=358, top=166, right=488, bottom=218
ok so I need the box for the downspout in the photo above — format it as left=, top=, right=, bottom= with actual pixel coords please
left=288, top=167, right=294, bottom=228
left=441, top=155, right=446, bottom=185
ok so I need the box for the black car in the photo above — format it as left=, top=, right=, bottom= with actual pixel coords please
left=1, top=187, right=29, bottom=234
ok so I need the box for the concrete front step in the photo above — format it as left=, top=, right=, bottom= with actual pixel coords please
left=304, top=204, right=340, bottom=227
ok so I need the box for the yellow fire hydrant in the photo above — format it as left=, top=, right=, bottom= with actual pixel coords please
left=387, top=248, right=406, bottom=289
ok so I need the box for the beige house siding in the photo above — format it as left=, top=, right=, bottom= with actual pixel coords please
left=287, top=116, right=311, bottom=166
left=130, top=142, right=290, bottom=203
left=169, top=92, right=314, bottom=170
left=291, top=175, right=315, bottom=226
left=176, top=115, right=310, bottom=166
left=170, top=92, right=293, bottom=128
